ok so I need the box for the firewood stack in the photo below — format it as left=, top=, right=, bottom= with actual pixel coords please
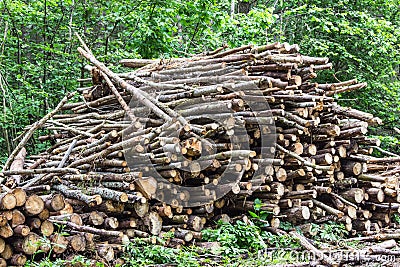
left=1, top=39, right=400, bottom=264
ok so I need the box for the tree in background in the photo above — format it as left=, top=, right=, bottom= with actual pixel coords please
left=270, top=0, right=400, bottom=150
left=0, top=0, right=399, bottom=162
left=273, top=0, right=400, bottom=126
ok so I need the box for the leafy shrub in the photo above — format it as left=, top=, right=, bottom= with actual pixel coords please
left=201, top=220, right=265, bottom=255
left=122, top=238, right=199, bottom=267
left=370, top=135, right=400, bottom=155
left=312, top=222, right=348, bottom=242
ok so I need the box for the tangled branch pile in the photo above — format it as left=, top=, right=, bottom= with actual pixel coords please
left=0, top=39, right=400, bottom=265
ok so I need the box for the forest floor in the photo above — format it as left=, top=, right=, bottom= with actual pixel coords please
left=23, top=217, right=400, bottom=267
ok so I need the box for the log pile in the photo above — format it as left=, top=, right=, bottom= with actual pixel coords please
left=1, top=38, right=400, bottom=264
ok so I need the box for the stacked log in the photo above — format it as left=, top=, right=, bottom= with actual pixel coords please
left=0, top=187, right=89, bottom=265
left=0, top=39, right=399, bottom=264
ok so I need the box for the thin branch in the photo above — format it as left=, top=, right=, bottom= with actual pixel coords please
left=1, top=92, right=75, bottom=173
left=371, top=146, right=400, bottom=157
left=75, top=33, right=188, bottom=127
left=0, top=21, right=7, bottom=55
left=276, top=144, right=332, bottom=171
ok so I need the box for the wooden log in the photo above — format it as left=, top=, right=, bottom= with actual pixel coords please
left=26, top=217, right=41, bottom=230
left=341, top=161, right=363, bottom=176
left=10, top=253, right=27, bottom=266
left=0, top=192, right=16, bottom=210
left=344, top=205, right=358, bottom=219
left=0, top=244, right=12, bottom=260
left=49, top=220, right=123, bottom=237
left=312, top=199, right=344, bottom=218
left=82, top=211, right=106, bottom=226
left=38, top=208, right=50, bottom=219
left=14, top=233, right=40, bottom=255
left=311, top=153, right=333, bottom=165
left=0, top=215, right=6, bottom=228
left=366, top=188, right=385, bottom=203
left=86, top=187, right=128, bottom=203
left=173, top=229, right=194, bottom=242
left=0, top=224, right=12, bottom=239
left=24, top=185, right=51, bottom=193
left=281, top=206, right=310, bottom=223
left=37, top=209, right=50, bottom=221
left=43, top=194, right=65, bottom=212
left=104, top=217, right=119, bottom=229
left=11, top=210, right=25, bottom=228
left=50, top=213, right=83, bottom=226
left=0, top=239, right=4, bottom=254
left=285, top=190, right=317, bottom=200
left=67, top=234, right=87, bottom=252
left=341, top=188, right=364, bottom=204
left=40, top=220, right=54, bottom=237
left=13, top=225, right=30, bottom=237
left=353, top=220, right=372, bottom=232
left=187, top=215, right=205, bottom=232
left=53, top=184, right=102, bottom=206
left=97, top=244, right=115, bottom=262
left=50, top=233, right=69, bottom=254
left=289, top=231, right=338, bottom=267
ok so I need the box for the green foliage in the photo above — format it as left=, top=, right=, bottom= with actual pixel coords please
left=210, top=6, right=276, bottom=48
left=201, top=218, right=300, bottom=264
left=122, top=238, right=200, bottom=267
left=393, top=213, right=400, bottom=224
left=312, top=222, right=349, bottom=242
left=279, top=221, right=296, bottom=231
left=273, top=0, right=400, bottom=128
left=248, top=198, right=271, bottom=227
left=262, top=231, right=300, bottom=248
left=25, top=255, right=94, bottom=267
left=370, top=135, right=400, bottom=155
left=201, top=219, right=266, bottom=255
left=25, top=221, right=354, bottom=266
left=219, top=250, right=297, bottom=267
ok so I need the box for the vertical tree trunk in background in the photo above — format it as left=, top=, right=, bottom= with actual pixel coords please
left=231, top=0, right=235, bottom=17
left=0, top=72, right=12, bottom=155
left=237, top=1, right=252, bottom=14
